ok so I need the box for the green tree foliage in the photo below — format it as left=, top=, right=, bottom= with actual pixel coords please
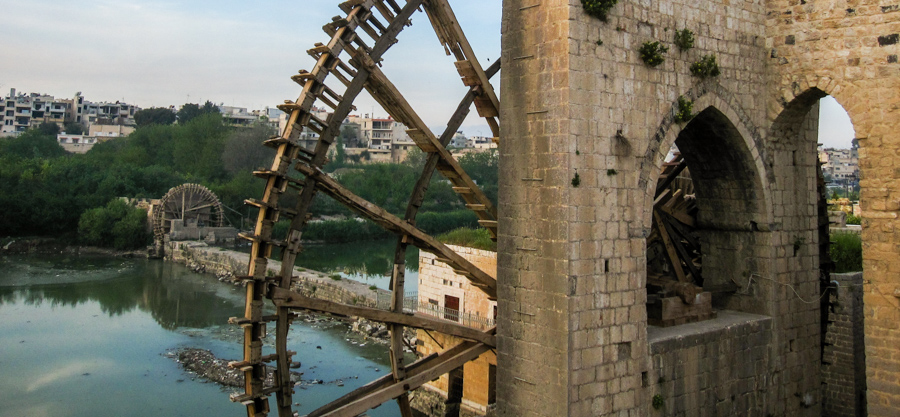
left=78, top=199, right=150, bottom=249
left=457, top=150, right=498, bottom=206
left=177, top=101, right=220, bottom=124
left=63, top=122, right=85, bottom=135
left=172, top=113, right=229, bottom=180
left=134, top=107, right=177, bottom=127
left=0, top=129, right=67, bottom=160
left=221, top=123, right=275, bottom=175
left=37, top=122, right=60, bottom=136
left=831, top=232, right=862, bottom=272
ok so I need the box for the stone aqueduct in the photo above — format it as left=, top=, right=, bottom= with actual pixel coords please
left=235, top=0, right=899, bottom=415
left=497, top=0, right=898, bottom=415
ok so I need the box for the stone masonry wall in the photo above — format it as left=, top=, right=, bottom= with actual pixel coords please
left=648, top=312, right=774, bottom=416
left=822, top=272, right=867, bottom=416
left=764, top=1, right=900, bottom=412
left=166, top=241, right=389, bottom=307
left=418, top=244, right=497, bottom=326
left=497, top=0, right=812, bottom=415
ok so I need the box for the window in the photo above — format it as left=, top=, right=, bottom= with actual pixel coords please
left=444, top=295, right=460, bottom=322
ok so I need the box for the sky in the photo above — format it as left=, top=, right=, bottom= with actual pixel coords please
left=0, top=0, right=854, bottom=148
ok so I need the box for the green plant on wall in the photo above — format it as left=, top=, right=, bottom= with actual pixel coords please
left=581, top=0, right=618, bottom=21
left=674, top=28, right=694, bottom=51
left=652, top=394, right=664, bottom=410
left=674, top=96, right=694, bottom=123
left=690, top=54, right=721, bottom=78
left=571, top=171, right=582, bottom=187
left=639, top=41, right=669, bottom=67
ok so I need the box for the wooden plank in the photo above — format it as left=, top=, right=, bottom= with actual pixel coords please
left=452, top=187, right=473, bottom=194
left=454, top=60, right=481, bottom=86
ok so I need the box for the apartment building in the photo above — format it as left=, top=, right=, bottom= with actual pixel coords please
left=0, top=88, right=140, bottom=137
left=819, top=141, right=859, bottom=185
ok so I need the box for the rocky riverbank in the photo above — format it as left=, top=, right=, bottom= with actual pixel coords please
left=0, top=236, right=146, bottom=257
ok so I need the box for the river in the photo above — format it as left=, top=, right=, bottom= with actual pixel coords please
left=0, top=253, right=402, bottom=417
left=245, top=239, right=419, bottom=291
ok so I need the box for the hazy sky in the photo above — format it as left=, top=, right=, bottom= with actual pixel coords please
left=0, top=0, right=854, bottom=148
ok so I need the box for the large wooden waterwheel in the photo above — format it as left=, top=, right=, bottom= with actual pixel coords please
left=232, top=1, right=499, bottom=416
left=152, top=183, right=225, bottom=241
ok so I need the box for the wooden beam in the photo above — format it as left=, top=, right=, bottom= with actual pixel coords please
left=293, top=163, right=497, bottom=299
left=270, top=288, right=496, bottom=346
left=654, top=210, right=687, bottom=282
left=312, top=342, right=491, bottom=417
left=307, top=340, right=481, bottom=417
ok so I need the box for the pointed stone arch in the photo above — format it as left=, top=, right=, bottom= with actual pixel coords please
left=639, top=81, right=774, bottom=232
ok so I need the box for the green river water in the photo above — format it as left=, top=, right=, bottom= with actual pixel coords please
left=0, top=252, right=402, bottom=417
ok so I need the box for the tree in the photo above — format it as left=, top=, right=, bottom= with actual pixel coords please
left=63, top=122, right=85, bottom=135
left=0, top=129, right=66, bottom=160
left=134, top=107, right=176, bottom=127
left=222, top=123, right=276, bottom=174
left=78, top=199, right=150, bottom=249
left=200, top=100, right=220, bottom=115
left=340, top=123, right=361, bottom=146
left=176, top=103, right=201, bottom=124
left=37, top=122, right=60, bottom=136
left=177, top=101, right=220, bottom=124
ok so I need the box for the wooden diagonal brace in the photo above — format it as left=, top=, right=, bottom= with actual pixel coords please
left=293, top=163, right=498, bottom=299
left=306, top=341, right=491, bottom=417
left=270, top=287, right=495, bottom=346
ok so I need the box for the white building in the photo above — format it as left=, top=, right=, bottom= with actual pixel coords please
left=57, top=133, right=98, bottom=154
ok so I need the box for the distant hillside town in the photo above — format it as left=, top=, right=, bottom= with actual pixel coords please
left=818, top=140, right=860, bottom=193
left=0, top=88, right=496, bottom=161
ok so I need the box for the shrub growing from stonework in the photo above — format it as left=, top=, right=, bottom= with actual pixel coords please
left=690, top=54, right=721, bottom=78
left=673, top=28, right=694, bottom=51
left=581, top=0, right=618, bottom=21
left=639, top=41, right=668, bottom=67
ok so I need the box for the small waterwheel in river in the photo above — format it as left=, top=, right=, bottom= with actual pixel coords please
left=152, top=183, right=225, bottom=242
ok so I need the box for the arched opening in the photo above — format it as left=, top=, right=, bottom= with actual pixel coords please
left=818, top=96, right=859, bottom=218
left=647, top=105, right=773, bottom=323
left=773, top=88, right=866, bottom=416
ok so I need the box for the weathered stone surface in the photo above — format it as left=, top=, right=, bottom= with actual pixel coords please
left=498, top=0, right=897, bottom=414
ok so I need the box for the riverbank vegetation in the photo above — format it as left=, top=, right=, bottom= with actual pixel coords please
left=831, top=232, right=862, bottom=273
left=0, top=112, right=498, bottom=246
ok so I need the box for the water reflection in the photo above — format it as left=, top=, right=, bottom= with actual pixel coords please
left=0, top=255, right=243, bottom=329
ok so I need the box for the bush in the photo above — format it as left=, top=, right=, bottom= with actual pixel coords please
left=78, top=199, right=150, bottom=249
left=674, top=96, right=694, bottom=123
left=673, top=28, right=694, bottom=51
left=416, top=210, right=480, bottom=235
left=581, top=0, right=618, bottom=21
left=690, top=55, right=721, bottom=78
left=639, top=41, right=668, bottom=67
left=831, top=232, right=862, bottom=273
left=846, top=213, right=861, bottom=225
left=437, top=227, right=496, bottom=251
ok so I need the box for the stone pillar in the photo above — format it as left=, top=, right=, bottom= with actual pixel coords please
left=498, top=1, right=646, bottom=415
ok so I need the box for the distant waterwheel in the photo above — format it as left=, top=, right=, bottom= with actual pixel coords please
left=152, top=183, right=225, bottom=241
